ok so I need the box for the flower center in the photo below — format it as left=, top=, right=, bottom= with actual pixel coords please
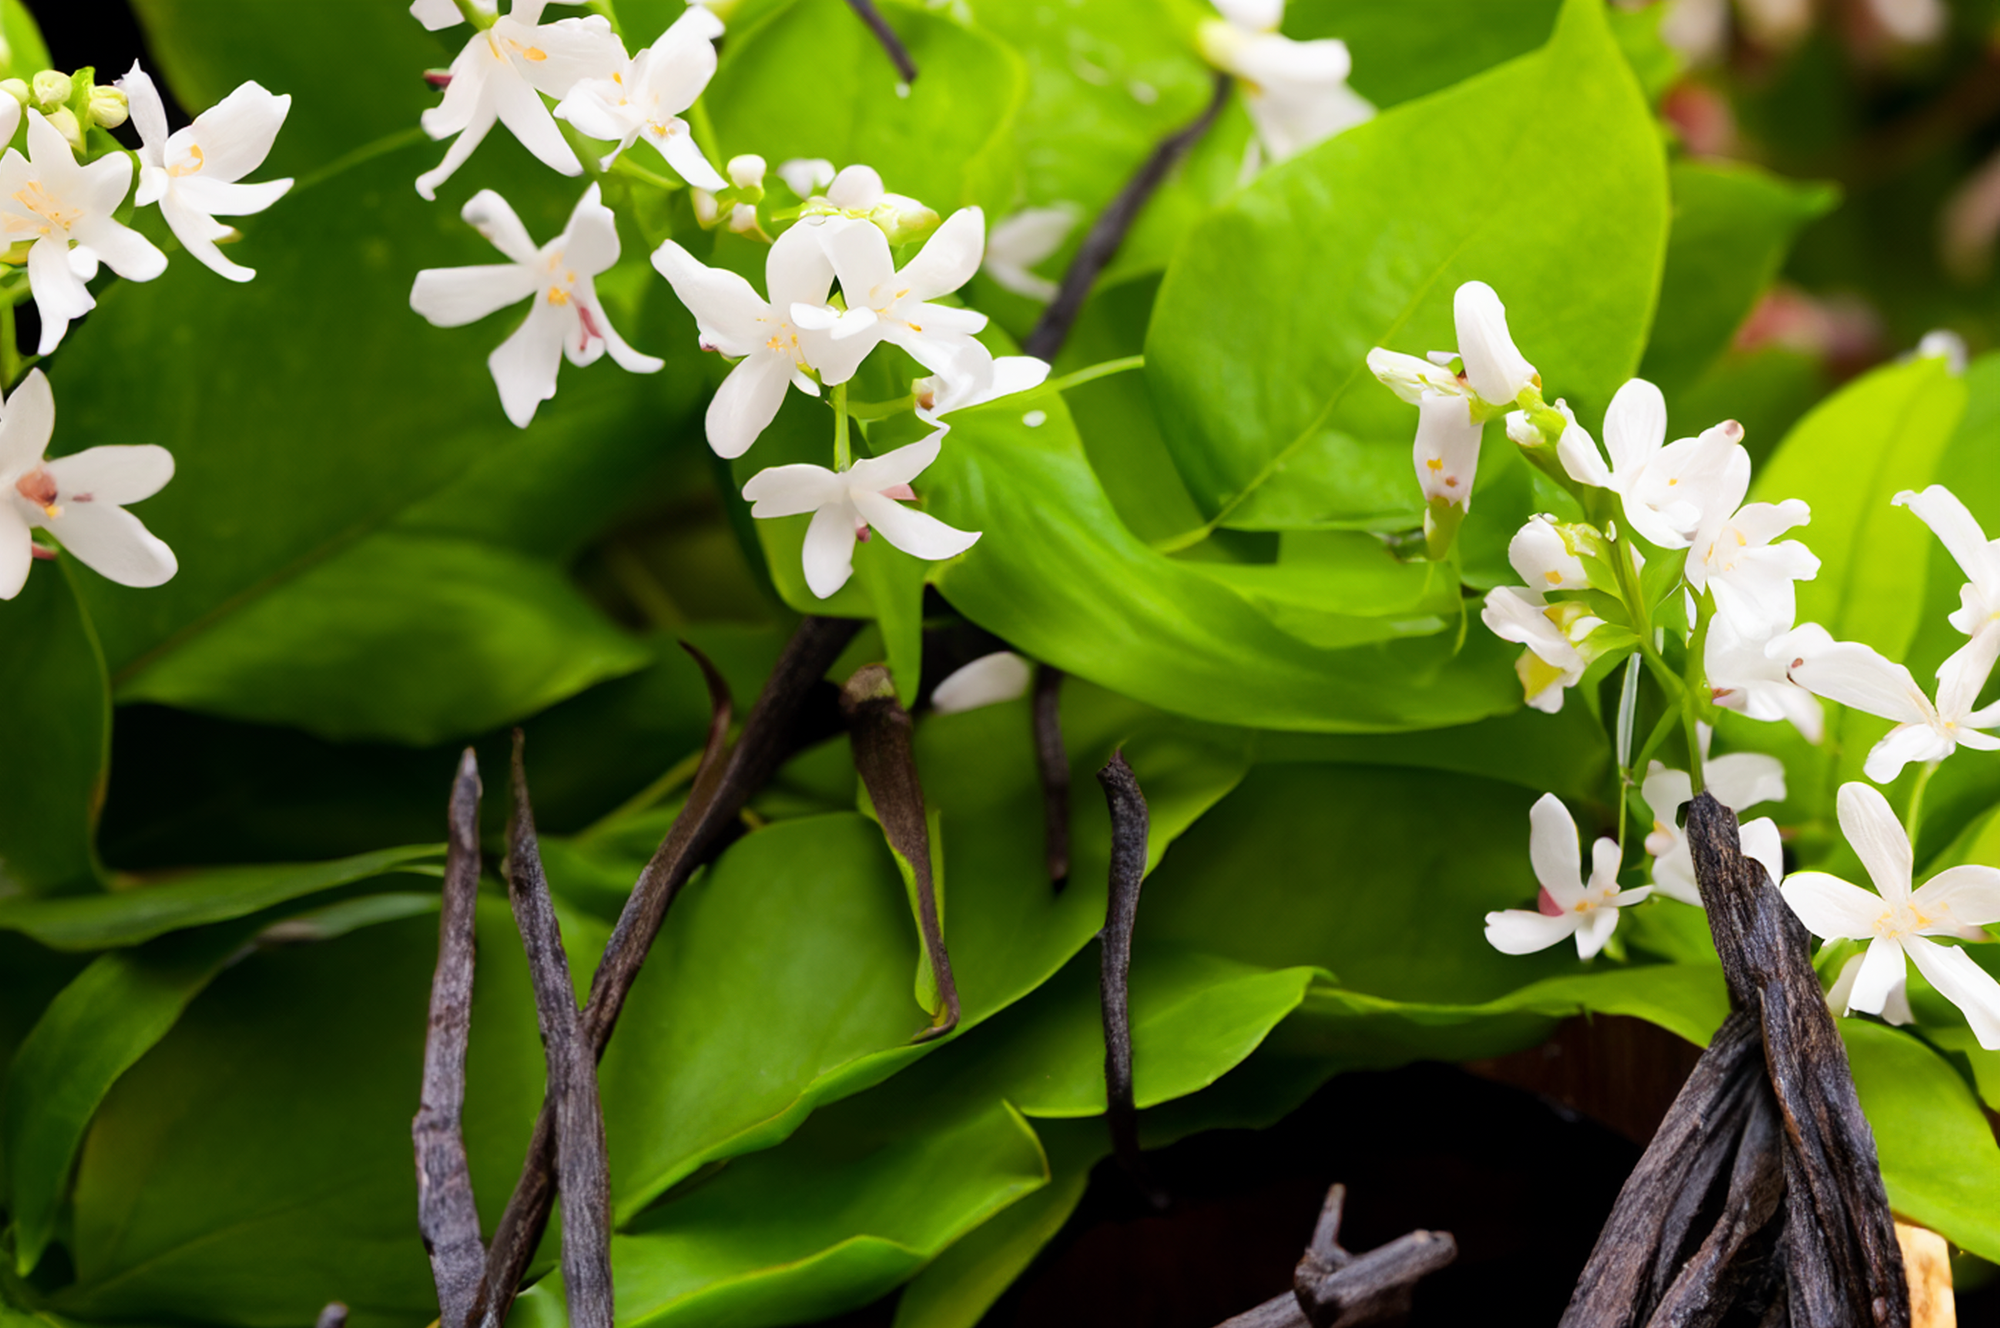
left=167, top=143, right=205, bottom=179
left=5, top=181, right=80, bottom=237
left=14, top=466, right=59, bottom=518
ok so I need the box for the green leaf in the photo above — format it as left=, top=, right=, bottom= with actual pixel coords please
left=1286, top=0, right=1560, bottom=108
left=0, top=845, right=443, bottom=951
left=1842, top=1019, right=2000, bottom=1264
left=707, top=0, right=1026, bottom=214
left=920, top=395, right=1522, bottom=732
left=0, top=563, right=108, bottom=895
left=1145, top=0, right=1668, bottom=532
left=116, top=533, right=652, bottom=745
left=584, top=1100, right=1047, bottom=1328
left=1639, top=161, right=1836, bottom=400
left=0, top=0, right=50, bottom=85
left=3, top=925, right=249, bottom=1275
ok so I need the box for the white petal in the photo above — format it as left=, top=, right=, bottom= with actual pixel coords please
left=1573, top=905, right=1621, bottom=960
left=1453, top=280, right=1536, bottom=406
left=1556, top=413, right=1612, bottom=488
left=558, top=183, right=621, bottom=276
left=1776, top=629, right=1932, bottom=726
left=1412, top=392, right=1481, bottom=509
left=462, top=187, right=540, bottom=263
left=417, top=94, right=498, bottom=200
left=1368, top=348, right=1463, bottom=406
left=658, top=126, right=727, bottom=192
left=930, top=652, right=1032, bottom=713
left=1780, top=870, right=1887, bottom=941
left=1602, top=377, right=1666, bottom=477
left=43, top=445, right=174, bottom=506
left=1863, top=724, right=1953, bottom=786
left=1836, top=781, right=1914, bottom=905
left=1527, top=793, right=1585, bottom=909
left=765, top=218, right=837, bottom=310
left=1911, top=864, right=2000, bottom=932
left=848, top=432, right=943, bottom=490
left=1902, top=935, right=2000, bottom=1049
left=778, top=157, right=836, bottom=197
left=1844, top=935, right=1909, bottom=1016
left=117, top=63, right=169, bottom=158
left=1739, top=816, right=1785, bottom=890
left=510, top=15, right=629, bottom=100
left=27, top=237, right=94, bottom=354
left=1507, top=514, right=1586, bottom=591
left=43, top=496, right=176, bottom=588
left=180, top=82, right=290, bottom=183
left=489, top=66, right=583, bottom=176
left=411, top=262, right=537, bottom=326
left=900, top=207, right=984, bottom=301
left=801, top=499, right=858, bottom=598
left=741, top=462, right=844, bottom=517
left=705, top=351, right=793, bottom=458
left=851, top=489, right=980, bottom=561
left=1705, top=752, right=1786, bottom=811
left=487, top=302, right=568, bottom=428
left=1588, top=836, right=1623, bottom=895
left=0, top=368, right=52, bottom=479
left=71, top=213, right=166, bottom=284
left=1936, top=627, right=2000, bottom=721
left=650, top=240, right=768, bottom=357
left=824, top=164, right=884, bottom=210
left=0, top=502, right=31, bottom=599
left=1484, top=908, right=1579, bottom=955
left=1896, top=485, right=2000, bottom=603
left=819, top=217, right=898, bottom=309
left=411, top=0, right=465, bottom=30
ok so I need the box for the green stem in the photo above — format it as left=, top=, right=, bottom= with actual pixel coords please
left=0, top=300, right=18, bottom=389
left=1605, top=525, right=1698, bottom=792
left=832, top=381, right=850, bottom=471
left=1040, top=354, right=1145, bottom=395
left=453, top=0, right=496, bottom=28
left=1905, top=759, right=1941, bottom=855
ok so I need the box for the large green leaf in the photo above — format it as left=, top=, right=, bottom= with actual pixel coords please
left=0, top=0, right=48, bottom=85
left=707, top=0, right=1025, bottom=214
left=0, top=564, right=108, bottom=895
left=1287, top=0, right=1560, bottom=108
left=1639, top=161, right=1836, bottom=400
left=1145, top=0, right=1668, bottom=533
left=1842, top=1019, right=2000, bottom=1264
left=0, top=845, right=442, bottom=950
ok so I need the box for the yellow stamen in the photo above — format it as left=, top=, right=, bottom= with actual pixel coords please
left=547, top=286, right=569, bottom=305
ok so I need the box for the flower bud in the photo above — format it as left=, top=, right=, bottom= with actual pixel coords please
left=0, top=79, right=27, bottom=106
left=31, top=70, right=72, bottom=111
left=87, top=84, right=128, bottom=130
left=44, top=106, right=82, bottom=151
left=870, top=193, right=939, bottom=244
left=691, top=188, right=720, bottom=227
left=726, top=154, right=765, bottom=190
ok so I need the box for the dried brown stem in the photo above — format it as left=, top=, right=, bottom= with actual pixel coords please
left=1096, top=751, right=1151, bottom=1191
left=505, top=734, right=612, bottom=1328
left=1022, top=73, right=1232, bottom=362
left=844, top=0, right=917, bottom=84
left=470, top=617, right=857, bottom=1328
left=841, top=663, right=960, bottom=1041
left=1215, top=1183, right=1455, bottom=1328
left=414, top=749, right=486, bottom=1328
left=1033, top=664, right=1070, bottom=889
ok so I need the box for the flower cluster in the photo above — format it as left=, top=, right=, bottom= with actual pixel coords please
left=0, top=61, right=292, bottom=599
left=1372, top=297, right=2000, bottom=1045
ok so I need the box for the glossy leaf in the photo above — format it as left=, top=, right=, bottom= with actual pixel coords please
left=1287, top=0, right=1559, bottom=108
left=0, top=563, right=108, bottom=895
left=1146, top=0, right=1668, bottom=532
left=0, top=0, right=49, bottom=85
left=0, top=845, right=443, bottom=950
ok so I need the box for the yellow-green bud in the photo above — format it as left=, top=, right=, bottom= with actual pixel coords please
left=31, top=70, right=72, bottom=111
left=44, top=105, right=81, bottom=150
left=87, top=85, right=128, bottom=130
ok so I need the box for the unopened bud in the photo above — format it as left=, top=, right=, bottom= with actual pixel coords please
left=691, top=188, right=719, bottom=227
left=726, top=154, right=765, bottom=190
left=44, top=106, right=81, bottom=151
left=870, top=193, right=938, bottom=245
left=423, top=68, right=454, bottom=90
left=0, top=79, right=27, bottom=106
left=31, top=70, right=72, bottom=111
left=87, top=85, right=127, bottom=130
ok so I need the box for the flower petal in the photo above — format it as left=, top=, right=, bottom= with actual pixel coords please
left=1863, top=724, right=1953, bottom=785
left=1911, top=864, right=2000, bottom=932
left=180, top=81, right=291, bottom=183
left=1773, top=626, right=1931, bottom=726
left=1705, top=752, right=1786, bottom=812
left=1904, top=935, right=2000, bottom=1049
left=1412, top=392, right=1481, bottom=509
left=705, top=351, right=793, bottom=458
left=43, top=495, right=176, bottom=588
left=27, top=237, right=95, bottom=355
left=1484, top=908, right=1579, bottom=955
left=0, top=502, right=31, bottom=599
left=487, top=301, right=568, bottom=428
left=1739, top=816, right=1785, bottom=890
left=900, top=207, right=984, bottom=302
left=1935, top=626, right=2000, bottom=720
left=1837, top=781, right=1914, bottom=904
left=1603, top=377, right=1667, bottom=477
left=1780, top=870, right=1886, bottom=941
left=488, top=65, right=582, bottom=176
left=801, top=498, right=858, bottom=598
left=0, top=369, right=53, bottom=479
left=1574, top=905, right=1621, bottom=959
left=741, top=462, right=844, bottom=517
left=411, top=262, right=538, bottom=327
left=44, top=444, right=174, bottom=506
left=1844, top=935, right=1909, bottom=1016
left=819, top=217, right=898, bottom=309
left=930, top=651, right=1032, bottom=714
left=118, top=62, right=170, bottom=159
left=1896, top=485, right=2000, bottom=601
left=765, top=218, right=837, bottom=311
left=848, top=433, right=943, bottom=490
left=650, top=239, right=767, bottom=357
left=851, top=489, right=981, bottom=562
left=1453, top=280, right=1535, bottom=406
left=1527, top=792, right=1584, bottom=908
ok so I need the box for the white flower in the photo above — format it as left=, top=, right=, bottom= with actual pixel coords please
left=117, top=64, right=292, bottom=284
left=1451, top=281, right=1537, bottom=408
left=741, top=433, right=979, bottom=598
left=1686, top=496, right=1819, bottom=638
left=1704, top=610, right=1825, bottom=742
left=1486, top=793, right=1652, bottom=959
left=410, top=184, right=662, bottom=428
left=1481, top=587, right=1601, bottom=715
left=1196, top=0, right=1373, bottom=162
left=930, top=651, right=1031, bottom=713
left=1639, top=754, right=1786, bottom=906
left=914, top=355, right=1050, bottom=438
left=0, top=111, right=167, bottom=354
left=416, top=0, right=627, bottom=201
left=1411, top=393, right=1482, bottom=512
left=777, top=157, right=836, bottom=198
left=798, top=209, right=993, bottom=393
left=1894, top=485, right=2000, bottom=642
left=1509, top=514, right=1588, bottom=592
left=1365, top=348, right=1467, bottom=404
left=0, top=369, right=175, bottom=599
left=553, top=8, right=726, bottom=185
left=1771, top=622, right=2000, bottom=783
left=981, top=205, right=1078, bottom=302
left=651, top=222, right=868, bottom=457
left=796, top=164, right=938, bottom=241
left=1782, top=781, right=2000, bottom=1048
left=1558, top=377, right=1751, bottom=552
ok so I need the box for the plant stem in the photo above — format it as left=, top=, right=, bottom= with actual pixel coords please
left=1905, top=759, right=1941, bottom=855
left=1614, top=654, right=1640, bottom=856
left=832, top=381, right=851, bottom=471
left=452, top=0, right=496, bottom=28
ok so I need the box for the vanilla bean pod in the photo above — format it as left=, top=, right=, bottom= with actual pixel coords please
left=1022, top=72, right=1232, bottom=362
left=1686, top=795, right=1908, bottom=1327
left=469, top=618, right=858, bottom=1328
left=1216, top=1183, right=1457, bottom=1328
left=1034, top=665, right=1070, bottom=889
left=841, top=663, right=960, bottom=1041
left=844, top=0, right=917, bottom=83
left=414, top=750, right=487, bottom=1328
left=1096, top=751, right=1150, bottom=1188
left=506, top=734, right=613, bottom=1328
left=1645, top=1087, right=1786, bottom=1327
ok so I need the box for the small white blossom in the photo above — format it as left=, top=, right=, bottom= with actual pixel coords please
left=416, top=0, right=627, bottom=200
left=914, top=355, right=1050, bottom=438
left=1704, top=610, right=1825, bottom=742
left=930, top=651, right=1031, bottom=713
left=1486, top=793, right=1652, bottom=959
left=1479, top=516, right=1602, bottom=713
left=0, top=111, right=167, bottom=353
left=798, top=209, right=994, bottom=395
left=1640, top=753, right=1786, bottom=906
left=777, top=157, right=836, bottom=198
left=981, top=205, right=1078, bottom=302
left=118, top=64, right=292, bottom=284
left=1686, top=495, right=1819, bottom=639
left=1771, top=622, right=2000, bottom=783
left=1783, top=782, right=2000, bottom=1048
left=796, top=164, right=938, bottom=242
left=1411, top=394, right=1482, bottom=512
left=651, top=222, right=870, bottom=457
left=741, top=433, right=979, bottom=598
left=410, top=184, right=662, bottom=428
left=0, top=370, right=175, bottom=599
left=554, top=7, right=726, bottom=185
left=1369, top=281, right=1537, bottom=412
left=1894, top=485, right=2000, bottom=643
left=1559, top=377, right=1752, bottom=552
left=1196, top=0, right=1373, bottom=162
